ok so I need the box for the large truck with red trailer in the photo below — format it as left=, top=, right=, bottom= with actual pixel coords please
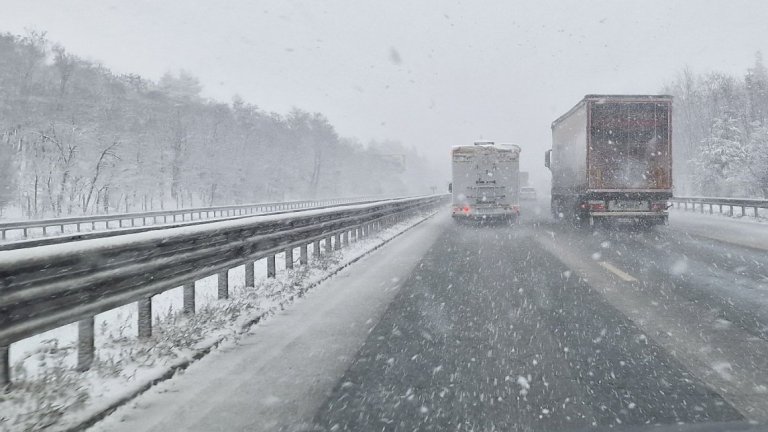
left=545, top=95, right=673, bottom=226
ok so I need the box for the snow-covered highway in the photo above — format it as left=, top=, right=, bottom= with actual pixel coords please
left=74, top=203, right=768, bottom=432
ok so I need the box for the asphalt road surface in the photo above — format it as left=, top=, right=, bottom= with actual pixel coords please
left=92, top=203, right=768, bottom=432
left=310, top=217, right=748, bottom=431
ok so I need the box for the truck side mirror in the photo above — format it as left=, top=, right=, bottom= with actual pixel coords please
left=544, top=149, right=552, bottom=170
left=448, top=182, right=453, bottom=193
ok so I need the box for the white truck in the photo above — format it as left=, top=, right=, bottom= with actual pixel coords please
left=451, top=141, right=521, bottom=222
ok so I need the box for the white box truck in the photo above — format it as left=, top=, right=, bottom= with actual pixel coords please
left=451, top=141, right=521, bottom=222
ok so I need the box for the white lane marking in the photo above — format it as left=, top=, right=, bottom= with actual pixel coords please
left=599, top=261, right=638, bottom=282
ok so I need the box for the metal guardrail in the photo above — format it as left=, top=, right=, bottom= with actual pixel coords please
left=0, top=197, right=379, bottom=241
left=0, top=195, right=448, bottom=386
left=670, top=196, right=768, bottom=218
left=0, top=198, right=396, bottom=252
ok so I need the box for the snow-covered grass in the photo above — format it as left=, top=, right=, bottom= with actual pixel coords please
left=0, top=210, right=437, bottom=432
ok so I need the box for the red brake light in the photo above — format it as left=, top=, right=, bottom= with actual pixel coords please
left=582, top=201, right=605, bottom=211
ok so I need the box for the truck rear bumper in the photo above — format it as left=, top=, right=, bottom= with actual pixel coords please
left=590, top=211, right=668, bottom=217
left=452, top=211, right=518, bottom=219
left=452, top=205, right=520, bottom=219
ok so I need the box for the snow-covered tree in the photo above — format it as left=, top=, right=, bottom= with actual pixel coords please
left=0, top=31, right=441, bottom=218
left=692, top=116, right=747, bottom=196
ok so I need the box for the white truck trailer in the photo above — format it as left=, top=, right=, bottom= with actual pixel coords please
left=451, top=141, right=521, bottom=222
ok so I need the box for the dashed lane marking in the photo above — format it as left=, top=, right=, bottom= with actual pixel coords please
left=599, top=261, right=638, bottom=282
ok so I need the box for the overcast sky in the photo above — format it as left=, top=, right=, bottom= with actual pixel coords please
left=2, top=1, right=767, bottom=182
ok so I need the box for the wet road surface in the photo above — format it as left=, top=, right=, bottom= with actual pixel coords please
left=311, top=221, right=746, bottom=431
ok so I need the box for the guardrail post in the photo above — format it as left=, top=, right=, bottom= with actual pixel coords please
left=755, top=206, right=759, bottom=218
left=267, top=255, right=276, bottom=278
left=285, top=248, right=294, bottom=269
left=334, top=234, right=342, bottom=250
left=218, top=270, right=229, bottom=299
left=245, top=261, right=255, bottom=287
left=741, top=206, right=746, bottom=217
left=76, top=316, right=95, bottom=371
left=313, top=240, right=321, bottom=259
left=709, top=204, right=713, bottom=214
left=729, top=205, right=733, bottom=217
left=700, top=203, right=703, bottom=213
left=138, top=297, right=152, bottom=339
left=300, top=245, right=308, bottom=265
left=342, top=231, right=349, bottom=246
left=183, top=283, right=195, bottom=315
left=42, top=226, right=47, bottom=236
left=325, top=236, right=333, bottom=252
left=1, top=345, right=9, bottom=389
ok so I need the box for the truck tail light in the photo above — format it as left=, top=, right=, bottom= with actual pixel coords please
left=581, top=200, right=605, bottom=211
left=651, top=202, right=668, bottom=212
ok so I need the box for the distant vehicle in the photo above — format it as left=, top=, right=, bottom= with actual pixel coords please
left=520, top=186, right=537, bottom=201
left=520, top=171, right=530, bottom=187
left=545, top=95, right=673, bottom=226
left=451, top=141, right=521, bottom=222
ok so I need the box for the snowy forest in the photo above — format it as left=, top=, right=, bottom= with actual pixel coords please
left=665, top=53, right=768, bottom=198
left=0, top=32, right=440, bottom=219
